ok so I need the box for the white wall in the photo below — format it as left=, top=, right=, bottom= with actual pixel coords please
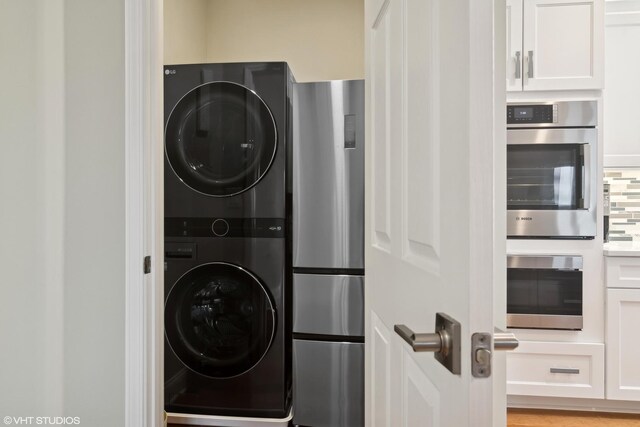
left=164, top=0, right=364, bottom=82
left=0, top=0, right=46, bottom=414
left=63, top=0, right=125, bottom=425
left=164, top=0, right=208, bottom=65
left=0, top=1, right=126, bottom=425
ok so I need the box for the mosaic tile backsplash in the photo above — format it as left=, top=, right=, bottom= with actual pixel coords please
left=604, top=168, right=640, bottom=242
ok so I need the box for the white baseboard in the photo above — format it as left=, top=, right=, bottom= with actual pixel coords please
left=508, top=395, right=640, bottom=414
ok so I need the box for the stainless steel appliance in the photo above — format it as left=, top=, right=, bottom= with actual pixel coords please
left=292, top=79, right=364, bottom=427
left=507, top=101, right=597, bottom=239
left=507, top=255, right=583, bottom=330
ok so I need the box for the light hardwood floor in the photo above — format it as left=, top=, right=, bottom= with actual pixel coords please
left=508, top=409, right=640, bottom=427
left=169, top=409, right=640, bottom=427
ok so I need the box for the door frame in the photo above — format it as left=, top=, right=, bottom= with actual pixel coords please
left=124, top=0, right=164, bottom=426
left=123, top=1, right=506, bottom=425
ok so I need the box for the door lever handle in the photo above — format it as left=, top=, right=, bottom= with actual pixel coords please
left=394, top=324, right=446, bottom=353
left=493, top=328, right=519, bottom=351
left=393, top=313, right=461, bottom=375
left=472, top=329, right=519, bottom=378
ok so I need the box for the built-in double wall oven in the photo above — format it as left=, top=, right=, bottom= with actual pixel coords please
left=507, top=101, right=597, bottom=239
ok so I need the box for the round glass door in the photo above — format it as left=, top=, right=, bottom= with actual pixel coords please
left=165, top=82, right=277, bottom=197
left=165, top=262, right=276, bottom=378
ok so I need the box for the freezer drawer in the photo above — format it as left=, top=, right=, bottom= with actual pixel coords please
left=293, top=273, right=364, bottom=336
left=293, top=339, right=364, bottom=427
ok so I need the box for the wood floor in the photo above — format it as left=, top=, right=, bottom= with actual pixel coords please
left=169, top=409, right=640, bottom=426
left=508, top=409, right=640, bottom=427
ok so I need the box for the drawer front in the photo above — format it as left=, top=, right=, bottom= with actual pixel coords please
left=606, top=256, right=640, bottom=288
left=507, top=341, right=604, bottom=399
left=293, top=339, right=364, bottom=427
left=293, top=273, right=364, bottom=336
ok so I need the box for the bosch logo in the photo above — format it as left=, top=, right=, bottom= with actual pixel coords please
left=165, top=69, right=176, bottom=75
left=516, top=217, right=533, bottom=221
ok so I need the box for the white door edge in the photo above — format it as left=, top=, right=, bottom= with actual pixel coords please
left=124, top=0, right=164, bottom=426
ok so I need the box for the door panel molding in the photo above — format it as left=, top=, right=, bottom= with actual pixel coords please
left=401, top=0, right=441, bottom=273
left=371, top=0, right=392, bottom=252
left=401, top=350, right=440, bottom=426
left=371, top=312, right=392, bottom=427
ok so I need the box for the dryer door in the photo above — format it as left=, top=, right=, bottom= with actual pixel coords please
left=165, top=262, right=276, bottom=378
left=165, top=81, right=277, bottom=197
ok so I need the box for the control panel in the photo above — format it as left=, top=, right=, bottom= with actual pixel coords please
left=165, top=218, right=285, bottom=238
left=507, top=104, right=557, bottom=124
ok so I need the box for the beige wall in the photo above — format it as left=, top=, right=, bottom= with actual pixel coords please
left=164, top=0, right=208, bottom=64
left=164, top=0, right=364, bottom=81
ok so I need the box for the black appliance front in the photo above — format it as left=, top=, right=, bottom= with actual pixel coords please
left=164, top=236, right=291, bottom=418
left=164, top=62, right=293, bottom=218
left=506, top=255, right=583, bottom=330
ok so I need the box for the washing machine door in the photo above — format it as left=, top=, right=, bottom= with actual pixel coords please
left=165, top=81, right=277, bottom=197
left=165, top=262, right=276, bottom=378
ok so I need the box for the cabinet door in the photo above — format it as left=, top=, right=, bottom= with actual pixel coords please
left=603, top=1, right=640, bottom=167
left=607, top=288, right=640, bottom=401
left=507, top=0, right=523, bottom=92
left=523, top=0, right=603, bottom=91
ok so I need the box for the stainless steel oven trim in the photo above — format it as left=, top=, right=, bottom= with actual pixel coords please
left=582, top=143, right=591, bottom=210
left=507, top=314, right=583, bottom=330
left=507, top=128, right=597, bottom=145
left=507, top=100, right=597, bottom=128
left=507, top=255, right=583, bottom=270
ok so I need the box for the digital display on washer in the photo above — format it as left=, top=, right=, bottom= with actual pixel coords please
left=514, top=107, right=534, bottom=118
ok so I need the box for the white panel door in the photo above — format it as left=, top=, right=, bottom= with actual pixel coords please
left=606, top=288, right=640, bottom=401
left=523, top=0, right=604, bottom=91
left=364, top=0, right=506, bottom=426
left=506, top=0, right=523, bottom=92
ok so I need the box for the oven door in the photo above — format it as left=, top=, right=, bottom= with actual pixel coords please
left=507, top=128, right=597, bottom=238
left=507, top=255, right=583, bottom=330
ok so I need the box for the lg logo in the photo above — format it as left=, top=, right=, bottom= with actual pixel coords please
left=165, top=69, right=176, bottom=75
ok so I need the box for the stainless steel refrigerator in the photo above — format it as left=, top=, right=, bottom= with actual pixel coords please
left=292, top=80, right=364, bottom=427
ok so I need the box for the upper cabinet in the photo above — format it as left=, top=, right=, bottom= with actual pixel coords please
left=603, top=0, right=640, bottom=167
left=507, top=0, right=604, bottom=92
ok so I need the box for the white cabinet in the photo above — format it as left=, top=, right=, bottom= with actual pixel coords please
left=606, top=288, right=640, bottom=401
left=507, top=0, right=524, bottom=92
left=507, top=341, right=605, bottom=399
left=606, top=255, right=640, bottom=401
left=603, top=0, right=640, bottom=167
left=506, top=0, right=604, bottom=92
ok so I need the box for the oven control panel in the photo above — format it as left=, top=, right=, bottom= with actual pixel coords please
left=507, top=104, right=558, bottom=124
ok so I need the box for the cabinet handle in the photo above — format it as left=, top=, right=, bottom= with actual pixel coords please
left=515, top=51, right=521, bottom=79
left=550, top=367, right=580, bottom=375
left=527, top=50, right=534, bottom=78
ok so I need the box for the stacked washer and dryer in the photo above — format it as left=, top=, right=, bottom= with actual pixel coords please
left=163, top=62, right=294, bottom=422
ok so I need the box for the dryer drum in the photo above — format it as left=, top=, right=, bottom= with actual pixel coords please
left=165, top=81, right=278, bottom=197
left=165, top=262, right=276, bottom=379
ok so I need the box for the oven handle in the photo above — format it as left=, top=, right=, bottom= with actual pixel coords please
left=507, top=255, right=583, bottom=270
left=581, top=143, right=590, bottom=210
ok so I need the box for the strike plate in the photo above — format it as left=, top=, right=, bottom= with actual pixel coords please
left=472, top=332, right=492, bottom=378
left=435, top=312, right=461, bottom=375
